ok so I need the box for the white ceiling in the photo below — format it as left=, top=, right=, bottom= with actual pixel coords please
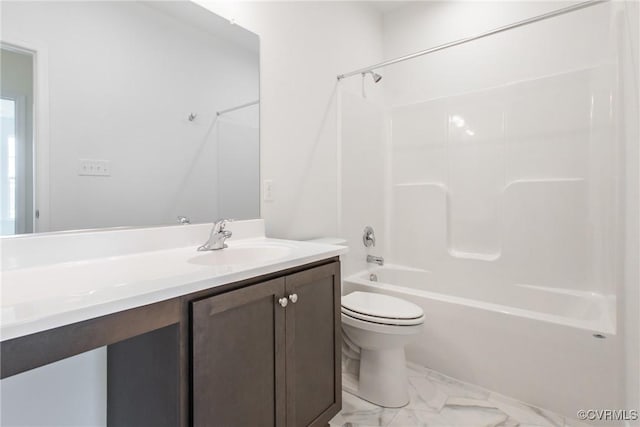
left=143, top=1, right=259, bottom=53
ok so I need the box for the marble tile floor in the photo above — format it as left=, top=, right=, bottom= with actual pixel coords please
left=329, top=363, right=589, bottom=427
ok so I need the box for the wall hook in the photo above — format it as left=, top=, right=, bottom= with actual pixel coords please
left=188, top=113, right=197, bottom=122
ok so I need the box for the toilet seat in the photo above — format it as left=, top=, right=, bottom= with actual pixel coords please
left=341, top=307, right=424, bottom=326
left=341, top=292, right=424, bottom=326
left=341, top=311, right=424, bottom=335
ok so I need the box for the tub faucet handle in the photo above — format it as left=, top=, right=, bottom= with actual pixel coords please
left=363, top=226, right=376, bottom=247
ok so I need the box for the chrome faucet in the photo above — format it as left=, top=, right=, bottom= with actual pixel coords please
left=198, top=219, right=233, bottom=251
left=367, top=255, right=384, bottom=266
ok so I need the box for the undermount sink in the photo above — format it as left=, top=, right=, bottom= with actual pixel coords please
left=187, top=243, right=294, bottom=267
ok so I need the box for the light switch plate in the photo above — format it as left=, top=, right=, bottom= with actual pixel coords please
left=263, top=179, right=274, bottom=202
left=78, top=159, right=110, bottom=176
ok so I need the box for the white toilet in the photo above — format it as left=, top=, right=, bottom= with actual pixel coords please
left=341, top=291, right=424, bottom=408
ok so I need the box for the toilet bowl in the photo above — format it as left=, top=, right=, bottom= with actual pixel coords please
left=341, top=291, right=424, bottom=408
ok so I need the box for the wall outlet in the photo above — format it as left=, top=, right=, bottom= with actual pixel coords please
left=78, top=159, right=110, bottom=176
left=263, top=179, right=274, bottom=202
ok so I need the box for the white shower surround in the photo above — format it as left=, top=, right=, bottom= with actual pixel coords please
left=338, top=0, right=631, bottom=422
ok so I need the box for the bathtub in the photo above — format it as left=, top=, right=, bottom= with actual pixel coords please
left=343, top=265, right=620, bottom=420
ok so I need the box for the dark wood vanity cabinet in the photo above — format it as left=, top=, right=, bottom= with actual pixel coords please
left=1, top=258, right=341, bottom=427
left=191, top=261, right=341, bottom=427
left=192, top=277, right=286, bottom=426
left=284, top=263, right=341, bottom=427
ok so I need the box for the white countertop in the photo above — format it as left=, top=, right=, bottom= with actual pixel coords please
left=0, top=221, right=347, bottom=341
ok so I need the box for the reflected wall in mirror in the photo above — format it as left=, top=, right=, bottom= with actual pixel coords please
left=0, top=1, right=260, bottom=235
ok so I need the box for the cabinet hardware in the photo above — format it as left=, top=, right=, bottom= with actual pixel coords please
left=278, top=297, right=288, bottom=308
left=288, top=294, right=298, bottom=304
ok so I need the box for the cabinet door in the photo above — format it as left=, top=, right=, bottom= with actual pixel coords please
left=192, top=278, right=286, bottom=427
left=285, top=262, right=341, bottom=427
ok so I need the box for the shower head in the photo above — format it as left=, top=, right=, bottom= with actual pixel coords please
left=363, top=70, right=382, bottom=83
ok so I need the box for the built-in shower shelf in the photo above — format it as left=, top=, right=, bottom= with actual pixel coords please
left=447, top=249, right=501, bottom=261
left=395, top=182, right=448, bottom=188
left=394, top=178, right=585, bottom=192
left=503, top=177, right=585, bottom=191
left=392, top=178, right=587, bottom=263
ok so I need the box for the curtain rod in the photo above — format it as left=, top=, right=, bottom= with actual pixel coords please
left=217, top=100, right=259, bottom=116
left=336, top=0, right=607, bottom=80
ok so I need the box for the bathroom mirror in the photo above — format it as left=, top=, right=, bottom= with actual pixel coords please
left=0, top=1, right=260, bottom=235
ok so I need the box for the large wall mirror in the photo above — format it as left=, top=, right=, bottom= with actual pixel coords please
left=0, top=1, right=260, bottom=235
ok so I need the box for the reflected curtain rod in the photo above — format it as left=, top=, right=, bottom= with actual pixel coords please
left=217, top=100, right=260, bottom=116
left=336, top=0, right=607, bottom=80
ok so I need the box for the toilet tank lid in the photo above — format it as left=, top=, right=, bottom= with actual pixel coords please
left=306, top=237, right=347, bottom=246
left=342, top=292, right=423, bottom=320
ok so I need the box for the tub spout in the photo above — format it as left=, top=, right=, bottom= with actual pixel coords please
left=367, top=255, right=384, bottom=266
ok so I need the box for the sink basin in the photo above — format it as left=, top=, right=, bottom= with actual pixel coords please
left=187, top=244, right=293, bottom=267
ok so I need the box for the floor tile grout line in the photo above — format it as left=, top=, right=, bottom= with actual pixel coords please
left=385, top=407, right=403, bottom=427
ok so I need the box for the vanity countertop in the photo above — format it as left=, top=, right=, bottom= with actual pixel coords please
left=0, top=221, right=347, bottom=341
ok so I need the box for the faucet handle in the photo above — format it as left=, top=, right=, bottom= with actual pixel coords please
left=214, top=218, right=234, bottom=230
left=363, top=226, right=376, bottom=247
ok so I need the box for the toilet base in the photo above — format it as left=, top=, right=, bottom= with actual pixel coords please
left=346, top=347, right=410, bottom=408
left=342, top=372, right=359, bottom=396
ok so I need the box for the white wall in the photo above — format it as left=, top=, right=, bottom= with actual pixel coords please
left=620, top=0, right=640, bottom=418
left=196, top=1, right=384, bottom=241
left=1, top=1, right=259, bottom=231
left=1, top=351, right=107, bottom=427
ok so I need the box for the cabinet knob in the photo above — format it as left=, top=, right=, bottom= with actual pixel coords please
left=278, top=297, right=288, bottom=308
left=288, top=294, right=298, bottom=304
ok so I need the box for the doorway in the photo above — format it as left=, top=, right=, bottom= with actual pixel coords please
left=1, top=47, right=34, bottom=235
